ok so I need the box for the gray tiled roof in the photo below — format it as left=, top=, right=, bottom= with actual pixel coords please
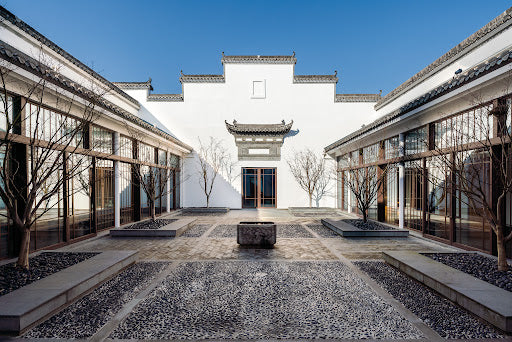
left=0, top=6, right=139, bottom=107
left=179, top=74, right=225, bottom=83
left=325, top=48, right=512, bottom=153
left=113, top=80, right=153, bottom=90
left=0, top=40, right=191, bottom=151
left=225, top=120, right=293, bottom=135
left=147, top=94, right=184, bottom=102
left=375, top=6, right=512, bottom=110
left=222, top=54, right=297, bottom=64
left=294, top=75, right=338, bottom=83
left=335, top=93, right=381, bottom=103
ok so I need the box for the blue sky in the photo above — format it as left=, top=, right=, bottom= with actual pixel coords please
left=2, top=1, right=511, bottom=95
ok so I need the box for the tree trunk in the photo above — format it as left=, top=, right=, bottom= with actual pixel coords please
left=150, top=201, right=156, bottom=220
left=206, top=196, right=210, bottom=208
left=17, top=227, right=30, bottom=270
left=496, top=226, right=509, bottom=271
left=362, top=209, right=368, bottom=223
left=309, top=194, right=312, bottom=208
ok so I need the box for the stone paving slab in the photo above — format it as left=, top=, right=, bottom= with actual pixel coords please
left=0, top=250, right=138, bottom=335
left=110, top=218, right=197, bottom=237
left=384, top=251, right=512, bottom=333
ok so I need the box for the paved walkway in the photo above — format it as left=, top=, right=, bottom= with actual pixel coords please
left=19, top=209, right=511, bottom=341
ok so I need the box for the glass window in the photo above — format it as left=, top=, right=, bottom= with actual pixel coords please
left=384, top=136, right=400, bottom=160
left=68, top=154, right=92, bottom=239
left=169, top=153, right=180, bottom=168
left=362, top=143, right=379, bottom=164
left=404, top=160, right=423, bottom=231
left=405, top=126, right=428, bottom=155
left=92, top=126, right=113, bottom=154
left=385, top=164, right=399, bottom=225
left=425, top=156, right=450, bottom=240
left=95, top=159, right=114, bottom=230
left=119, top=136, right=133, bottom=159
left=350, top=150, right=359, bottom=166
left=120, top=162, right=134, bottom=224
left=139, top=142, right=155, bottom=163
left=0, top=94, right=12, bottom=132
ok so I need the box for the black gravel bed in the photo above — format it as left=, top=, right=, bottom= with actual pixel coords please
left=110, top=261, right=423, bottom=339
left=306, top=224, right=341, bottom=238
left=354, top=261, right=503, bottom=339
left=124, top=218, right=177, bottom=230
left=0, top=252, right=98, bottom=297
left=208, top=224, right=313, bottom=238
left=277, top=224, right=313, bottom=238
left=343, top=219, right=396, bottom=231
left=24, top=261, right=168, bottom=339
left=422, top=252, right=512, bottom=293
left=181, top=224, right=210, bottom=237
left=209, top=224, right=237, bottom=237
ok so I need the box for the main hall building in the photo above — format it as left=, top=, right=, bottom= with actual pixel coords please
left=0, top=5, right=511, bottom=258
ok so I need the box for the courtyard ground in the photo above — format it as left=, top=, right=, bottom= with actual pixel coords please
left=12, top=209, right=512, bottom=341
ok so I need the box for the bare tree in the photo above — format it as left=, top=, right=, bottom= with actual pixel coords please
left=197, top=137, right=228, bottom=208
left=345, top=165, right=388, bottom=223
left=0, top=52, right=105, bottom=269
left=222, top=152, right=240, bottom=186
left=123, top=127, right=174, bottom=220
left=426, top=97, right=512, bottom=270
left=312, top=160, right=336, bottom=207
left=287, top=149, right=327, bottom=207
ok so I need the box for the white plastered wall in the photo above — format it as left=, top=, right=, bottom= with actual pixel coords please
left=123, top=63, right=376, bottom=208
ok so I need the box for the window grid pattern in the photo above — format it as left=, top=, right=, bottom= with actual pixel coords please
left=384, top=136, right=400, bottom=160
left=405, top=126, right=428, bottom=155
left=91, top=126, right=113, bottom=154
left=362, top=143, right=379, bottom=164
left=119, top=136, right=133, bottom=159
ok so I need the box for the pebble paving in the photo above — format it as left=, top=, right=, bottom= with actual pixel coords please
left=355, top=260, right=504, bottom=339
left=23, top=262, right=168, bottom=339
left=423, top=252, right=512, bottom=292
left=181, top=224, right=211, bottom=237
left=306, top=223, right=342, bottom=238
left=111, top=261, right=424, bottom=340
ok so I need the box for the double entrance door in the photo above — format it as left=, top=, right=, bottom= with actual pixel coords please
left=242, top=168, right=276, bottom=208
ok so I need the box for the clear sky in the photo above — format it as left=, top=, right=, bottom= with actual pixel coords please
left=1, top=1, right=511, bottom=96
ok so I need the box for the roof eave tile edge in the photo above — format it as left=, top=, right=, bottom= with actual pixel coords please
left=0, top=41, right=190, bottom=152
left=325, top=49, right=512, bottom=153
left=0, top=6, right=140, bottom=108
left=374, top=6, right=512, bottom=111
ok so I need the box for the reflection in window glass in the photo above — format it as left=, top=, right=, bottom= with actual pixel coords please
left=92, top=126, right=113, bottom=154
left=68, top=154, right=92, bottom=239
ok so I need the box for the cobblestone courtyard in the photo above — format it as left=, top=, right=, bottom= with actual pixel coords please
left=18, top=210, right=511, bottom=341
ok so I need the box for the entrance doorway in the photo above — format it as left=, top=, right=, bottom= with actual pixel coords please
left=242, top=168, right=276, bottom=208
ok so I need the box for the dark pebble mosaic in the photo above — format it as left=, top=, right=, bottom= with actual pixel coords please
left=124, top=218, right=177, bottom=230
left=111, top=261, right=423, bottom=340
left=181, top=224, right=210, bottom=237
left=23, top=262, right=168, bottom=339
left=306, top=224, right=341, bottom=238
left=343, top=219, right=396, bottom=231
left=354, top=260, right=503, bottom=339
left=0, top=252, right=98, bottom=297
left=422, top=252, right=512, bottom=293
